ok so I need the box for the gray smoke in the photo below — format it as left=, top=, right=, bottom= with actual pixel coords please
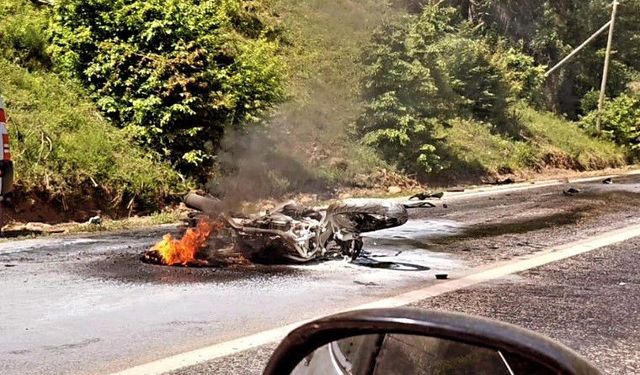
left=206, top=128, right=327, bottom=210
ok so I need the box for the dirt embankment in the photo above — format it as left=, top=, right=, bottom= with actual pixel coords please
left=0, top=183, right=185, bottom=236
left=0, top=185, right=135, bottom=225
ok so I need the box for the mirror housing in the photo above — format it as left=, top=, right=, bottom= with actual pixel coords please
left=264, top=308, right=601, bottom=375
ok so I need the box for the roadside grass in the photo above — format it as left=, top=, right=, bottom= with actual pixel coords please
left=516, top=105, right=627, bottom=170
left=65, top=211, right=182, bottom=234
left=440, top=105, right=626, bottom=179
left=443, top=117, right=531, bottom=176
left=0, top=59, right=185, bottom=212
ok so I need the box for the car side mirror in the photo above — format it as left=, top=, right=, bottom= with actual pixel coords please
left=264, top=308, right=601, bottom=375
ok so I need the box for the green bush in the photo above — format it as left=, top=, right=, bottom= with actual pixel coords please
left=0, top=0, right=51, bottom=69
left=437, top=35, right=510, bottom=121
left=0, top=59, right=184, bottom=209
left=581, top=93, right=640, bottom=153
left=50, top=0, right=287, bottom=176
left=490, top=42, right=546, bottom=106
left=356, top=18, right=445, bottom=175
left=355, top=5, right=546, bottom=175
left=580, top=90, right=601, bottom=114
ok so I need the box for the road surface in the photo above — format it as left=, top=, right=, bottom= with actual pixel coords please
left=2, top=174, right=640, bottom=374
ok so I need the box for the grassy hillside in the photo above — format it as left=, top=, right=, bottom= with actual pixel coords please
left=269, top=0, right=626, bottom=188
left=268, top=0, right=403, bottom=183
left=441, top=105, right=625, bottom=182
left=0, top=0, right=184, bottom=219
left=1, top=61, right=183, bottom=208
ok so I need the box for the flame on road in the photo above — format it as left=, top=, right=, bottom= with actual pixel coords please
left=152, top=219, right=223, bottom=266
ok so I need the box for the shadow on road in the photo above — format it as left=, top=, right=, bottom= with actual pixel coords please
left=353, top=255, right=431, bottom=272
left=75, top=252, right=305, bottom=285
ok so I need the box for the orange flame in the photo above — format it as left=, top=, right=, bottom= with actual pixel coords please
left=152, top=219, right=222, bottom=266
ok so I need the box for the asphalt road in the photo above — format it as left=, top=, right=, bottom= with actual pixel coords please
left=412, top=239, right=640, bottom=375
left=2, top=174, right=640, bottom=375
left=174, top=238, right=640, bottom=375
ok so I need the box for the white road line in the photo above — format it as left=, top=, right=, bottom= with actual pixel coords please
left=444, top=169, right=640, bottom=200
left=110, top=222, right=640, bottom=375
left=336, top=169, right=640, bottom=207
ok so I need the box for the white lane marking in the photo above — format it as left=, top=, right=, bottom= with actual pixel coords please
left=326, top=169, right=640, bottom=209
left=109, top=222, right=640, bottom=375
left=433, top=170, right=640, bottom=200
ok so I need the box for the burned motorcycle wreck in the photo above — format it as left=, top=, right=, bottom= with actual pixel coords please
left=182, top=193, right=436, bottom=264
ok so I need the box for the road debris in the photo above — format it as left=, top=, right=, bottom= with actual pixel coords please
left=410, top=191, right=445, bottom=200
left=87, top=213, right=103, bottom=225
left=491, top=178, right=516, bottom=185
left=563, top=187, right=581, bottom=196
left=447, top=187, right=466, bottom=193
left=354, top=280, right=379, bottom=287
left=435, top=274, right=449, bottom=280
left=603, top=177, right=613, bottom=185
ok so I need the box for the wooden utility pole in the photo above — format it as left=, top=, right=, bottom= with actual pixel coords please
left=597, top=0, right=620, bottom=131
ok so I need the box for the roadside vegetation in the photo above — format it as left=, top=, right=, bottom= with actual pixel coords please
left=581, top=90, right=640, bottom=155
left=1, top=60, right=183, bottom=210
left=0, top=0, right=638, bottom=224
left=441, top=106, right=625, bottom=181
left=354, top=4, right=627, bottom=182
left=50, top=0, right=287, bottom=177
left=0, top=0, right=183, bottom=216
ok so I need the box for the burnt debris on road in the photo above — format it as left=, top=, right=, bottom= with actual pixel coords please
left=142, top=193, right=439, bottom=267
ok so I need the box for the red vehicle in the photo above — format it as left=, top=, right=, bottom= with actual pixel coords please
left=0, top=96, right=13, bottom=201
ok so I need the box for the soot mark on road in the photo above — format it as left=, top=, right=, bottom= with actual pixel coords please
left=433, top=191, right=640, bottom=244
left=354, top=255, right=431, bottom=271
left=74, top=252, right=305, bottom=285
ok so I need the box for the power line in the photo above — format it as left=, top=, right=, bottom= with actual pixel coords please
left=544, top=21, right=612, bottom=78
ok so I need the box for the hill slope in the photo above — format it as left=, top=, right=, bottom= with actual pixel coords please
left=267, top=0, right=626, bottom=189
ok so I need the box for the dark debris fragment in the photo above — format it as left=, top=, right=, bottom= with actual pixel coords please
left=563, top=188, right=581, bottom=196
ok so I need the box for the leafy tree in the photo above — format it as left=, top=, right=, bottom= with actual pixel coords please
left=440, top=0, right=640, bottom=117
left=490, top=42, right=547, bottom=106
left=356, top=14, right=448, bottom=175
left=0, top=0, right=51, bottom=69
left=50, top=0, right=287, bottom=177
left=356, top=5, right=543, bottom=175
